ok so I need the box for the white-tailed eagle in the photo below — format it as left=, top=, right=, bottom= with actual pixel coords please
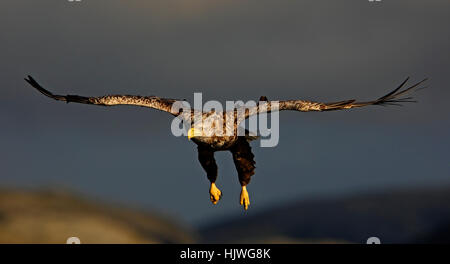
left=25, top=76, right=426, bottom=210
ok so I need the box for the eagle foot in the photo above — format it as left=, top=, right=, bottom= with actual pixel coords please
left=209, top=183, right=222, bottom=205
left=240, top=186, right=250, bottom=210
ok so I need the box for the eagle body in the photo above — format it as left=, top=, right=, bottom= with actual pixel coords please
left=185, top=110, right=260, bottom=150
left=191, top=136, right=238, bottom=150
left=25, top=75, right=426, bottom=210
left=185, top=111, right=239, bottom=150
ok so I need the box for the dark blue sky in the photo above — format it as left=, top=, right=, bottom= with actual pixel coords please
left=1, top=0, right=449, bottom=226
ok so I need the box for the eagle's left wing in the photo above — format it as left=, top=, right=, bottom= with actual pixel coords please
left=244, top=77, right=427, bottom=119
left=25, top=75, right=183, bottom=116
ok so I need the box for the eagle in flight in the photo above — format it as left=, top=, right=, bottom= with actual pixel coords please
left=25, top=76, right=426, bottom=210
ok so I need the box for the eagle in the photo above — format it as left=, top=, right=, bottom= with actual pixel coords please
left=25, top=75, right=426, bottom=210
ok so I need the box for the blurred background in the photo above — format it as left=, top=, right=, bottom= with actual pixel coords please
left=1, top=0, right=449, bottom=243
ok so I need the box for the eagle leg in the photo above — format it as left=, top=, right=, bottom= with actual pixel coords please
left=231, top=138, right=256, bottom=211
left=198, top=146, right=222, bottom=205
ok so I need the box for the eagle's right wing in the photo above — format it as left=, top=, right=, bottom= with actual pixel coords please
left=244, top=77, right=427, bottom=119
left=25, top=75, right=184, bottom=116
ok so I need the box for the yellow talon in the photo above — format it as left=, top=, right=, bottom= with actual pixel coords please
left=209, top=183, right=222, bottom=205
left=240, top=186, right=250, bottom=210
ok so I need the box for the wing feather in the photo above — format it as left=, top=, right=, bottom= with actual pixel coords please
left=25, top=75, right=182, bottom=115
left=244, top=78, right=427, bottom=118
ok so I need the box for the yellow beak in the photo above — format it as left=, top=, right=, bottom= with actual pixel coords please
left=187, top=127, right=195, bottom=140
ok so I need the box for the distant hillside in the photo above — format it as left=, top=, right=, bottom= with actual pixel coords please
left=0, top=189, right=195, bottom=243
left=4, top=187, right=450, bottom=244
left=200, top=186, right=450, bottom=243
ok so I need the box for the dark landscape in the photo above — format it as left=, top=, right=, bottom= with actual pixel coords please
left=2, top=186, right=450, bottom=243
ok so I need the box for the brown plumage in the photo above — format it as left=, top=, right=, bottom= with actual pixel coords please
left=25, top=76, right=180, bottom=115
left=25, top=75, right=427, bottom=210
left=244, top=77, right=427, bottom=119
left=230, top=138, right=256, bottom=187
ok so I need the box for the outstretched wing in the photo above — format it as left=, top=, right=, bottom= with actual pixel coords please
left=25, top=75, right=183, bottom=116
left=244, top=78, right=427, bottom=119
